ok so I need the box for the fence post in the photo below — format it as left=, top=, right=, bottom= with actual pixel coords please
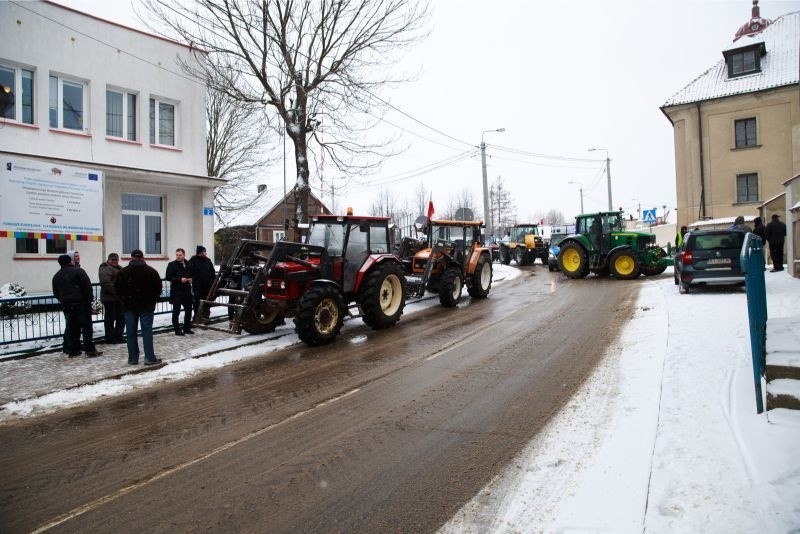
left=740, top=233, right=767, bottom=414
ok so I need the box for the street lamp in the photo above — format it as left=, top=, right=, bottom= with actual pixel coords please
left=481, top=127, right=505, bottom=239
left=568, top=181, right=584, bottom=214
left=588, top=147, right=613, bottom=211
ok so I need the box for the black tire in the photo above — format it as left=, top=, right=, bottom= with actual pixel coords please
left=595, top=265, right=611, bottom=277
left=240, top=300, right=284, bottom=334
left=609, top=250, right=641, bottom=280
left=679, top=280, right=690, bottom=294
left=468, top=254, right=492, bottom=298
left=540, top=253, right=549, bottom=265
left=514, top=246, right=528, bottom=266
left=294, top=285, right=344, bottom=345
left=642, top=263, right=668, bottom=276
left=439, top=266, right=463, bottom=307
left=500, top=244, right=511, bottom=265
left=674, top=269, right=679, bottom=285
left=360, top=262, right=406, bottom=329
left=558, top=242, right=590, bottom=279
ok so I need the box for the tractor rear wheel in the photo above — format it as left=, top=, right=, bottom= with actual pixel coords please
left=610, top=250, right=641, bottom=280
left=241, top=301, right=284, bottom=334
left=467, top=254, right=492, bottom=298
left=294, top=285, right=344, bottom=345
left=558, top=242, right=590, bottom=279
left=514, top=246, right=528, bottom=266
left=439, top=266, right=463, bottom=307
left=500, top=244, right=511, bottom=265
left=360, top=262, right=406, bottom=329
left=642, top=263, right=668, bottom=276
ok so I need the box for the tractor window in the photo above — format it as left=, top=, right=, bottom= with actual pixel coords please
left=307, top=223, right=345, bottom=256
left=369, top=225, right=389, bottom=253
left=346, top=224, right=369, bottom=256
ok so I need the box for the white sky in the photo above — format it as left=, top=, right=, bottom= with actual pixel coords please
left=54, top=0, right=800, bottom=222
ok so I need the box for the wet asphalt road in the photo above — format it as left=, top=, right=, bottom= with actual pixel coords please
left=0, top=267, right=640, bottom=533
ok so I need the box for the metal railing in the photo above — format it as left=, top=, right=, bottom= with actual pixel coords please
left=741, top=233, right=767, bottom=414
left=0, top=280, right=175, bottom=354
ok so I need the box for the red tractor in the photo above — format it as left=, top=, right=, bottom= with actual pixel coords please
left=197, top=214, right=406, bottom=345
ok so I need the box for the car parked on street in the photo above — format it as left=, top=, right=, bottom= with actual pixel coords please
left=673, top=229, right=746, bottom=293
left=547, top=233, right=568, bottom=271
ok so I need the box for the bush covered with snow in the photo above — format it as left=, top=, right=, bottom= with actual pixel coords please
left=0, top=282, right=32, bottom=317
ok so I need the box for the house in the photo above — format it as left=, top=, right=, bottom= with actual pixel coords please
left=0, top=1, right=221, bottom=292
left=661, top=2, right=799, bottom=274
left=214, top=186, right=331, bottom=264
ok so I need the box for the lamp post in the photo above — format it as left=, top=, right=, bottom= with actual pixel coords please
left=568, top=181, right=584, bottom=214
left=481, top=127, right=505, bottom=240
left=588, top=147, right=612, bottom=211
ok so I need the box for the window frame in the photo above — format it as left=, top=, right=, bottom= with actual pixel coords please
left=121, top=193, right=164, bottom=256
left=14, top=238, right=72, bottom=257
left=149, top=96, right=178, bottom=147
left=734, top=117, right=757, bottom=149
left=0, top=62, right=35, bottom=125
left=736, top=172, right=759, bottom=204
left=724, top=44, right=763, bottom=78
left=106, top=87, right=138, bottom=141
left=49, top=73, right=88, bottom=132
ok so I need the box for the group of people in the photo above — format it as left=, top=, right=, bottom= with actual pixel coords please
left=52, top=246, right=216, bottom=366
left=675, top=213, right=787, bottom=272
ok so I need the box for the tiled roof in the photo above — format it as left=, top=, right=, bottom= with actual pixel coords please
left=663, top=11, right=799, bottom=107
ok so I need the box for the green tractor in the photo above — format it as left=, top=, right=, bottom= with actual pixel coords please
left=557, top=211, right=670, bottom=279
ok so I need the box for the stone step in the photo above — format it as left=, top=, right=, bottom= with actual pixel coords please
left=766, top=379, right=800, bottom=411
left=765, top=316, right=800, bottom=411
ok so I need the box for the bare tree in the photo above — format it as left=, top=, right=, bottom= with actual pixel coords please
left=141, top=0, right=429, bottom=239
left=368, top=187, right=410, bottom=222
left=544, top=208, right=566, bottom=225
left=490, top=176, right=516, bottom=235
left=444, top=188, right=476, bottom=220
left=207, top=87, right=273, bottom=218
left=412, top=182, right=430, bottom=217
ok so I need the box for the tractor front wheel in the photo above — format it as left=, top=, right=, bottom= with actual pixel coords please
left=558, top=242, right=590, bottom=279
left=642, top=263, right=668, bottom=276
left=360, top=262, right=406, bottom=329
left=439, top=266, right=463, bottom=307
left=499, top=244, right=511, bottom=265
left=467, top=254, right=492, bottom=298
left=294, top=285, right=344, bottom=345
left=610, top=250, right=641, bottom=280
left=514, top=246, right=528, bottom=266
left=241, top=301, right=284, bottom=334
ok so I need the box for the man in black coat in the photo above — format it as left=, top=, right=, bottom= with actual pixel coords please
left=188, top=245, right=216, bottom=323
left=166, top=248, right=194, bottom=335
left=98, top=252, right=125, bottom=343
left=52, top=254, right=102, bottom=357
left=765, top=213, right=787, bottom=272
left=115, top=249, right=164, bottom=365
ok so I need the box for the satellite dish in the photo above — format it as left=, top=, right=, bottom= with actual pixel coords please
left=414, top=215, right=429, bottom=231
left=455, top=207, right=474, bottom=221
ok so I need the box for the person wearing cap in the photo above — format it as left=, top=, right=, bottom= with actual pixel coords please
left=765, top=213, right=787, bottom=272
left=165, top=248, right=194, bottom=335
left=52, top=253, right=102, bottom=358
left=730, top=215, right=752, bottom=233
left=98, top=252, right=125, bottom=344
left=189, top=245, right=216, bottom=324
left=115, top=249, right=164, bottom=365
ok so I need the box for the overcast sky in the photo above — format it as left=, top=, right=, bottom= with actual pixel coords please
left=57, top=0, right=800, bottom=224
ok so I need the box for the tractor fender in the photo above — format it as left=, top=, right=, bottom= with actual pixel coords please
left=559, top=236, right=589, bottom=251
left=307, top=278, right=342, bottom=292
left=467, top=249, right=490, bottom=274
left=607, top=244, right=639, bottom=263
left=354, top=254, right=402, bottom=292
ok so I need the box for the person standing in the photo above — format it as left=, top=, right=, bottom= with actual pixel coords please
left=752, top=217, right=768, bottom=267
left=188, top=245, right=216, bottom=324
left=765, top=213, right=787, bottom=272
left=166, top=248, right=194, bottom=335
left=98, top=253, right=125, bottom=343
left=675, top=225, right=688, bottom=248
left=731, top=215, right=752, bottom=233
left=52, top=254, right=102, bottom=358
left=115, top=249, right=163, bottom=365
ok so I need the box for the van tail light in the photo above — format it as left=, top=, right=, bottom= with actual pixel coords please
left=681, top=251, right=693, bottom=265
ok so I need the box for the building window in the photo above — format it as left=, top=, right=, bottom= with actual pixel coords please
left=734, top=118, right=757, bottom=148
left=736, top=173, right=759, bottom=203
left=106, top=89, right=137, bottom=140
left=15, top=238, right=69, bottom=255
left=49, top=75, right=86, bottom=131
left=149, top=97, right=176, bottom=146
left=724, top=44, right=764, bottom=78
left=0, top=64, right=34, bottom=124
left=122, top=193, right=162, bottom=255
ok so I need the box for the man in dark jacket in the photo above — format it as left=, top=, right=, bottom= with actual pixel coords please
left=188, top=245, right=216, bottom=324
left=115, top=249, right=163, bottom=365
left=765, top=213, right=787, bottom=272
left=52, top=254, right=102, bottom=357
left=165, top=248, right=194, bottom=335
left=98, top=252, right=125, bottom=343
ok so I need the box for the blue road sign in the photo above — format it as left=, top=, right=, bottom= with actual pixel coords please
left=642, top=209, right=656, bottom=223
left=203, top=207, right=214, bottom=216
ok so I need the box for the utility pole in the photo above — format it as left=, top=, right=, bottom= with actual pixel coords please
left=481, top=128, right=505, bottom=240
left=588, top=147, right=613, bottom=211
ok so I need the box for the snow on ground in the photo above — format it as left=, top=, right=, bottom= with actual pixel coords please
left=444, top=269, right=800, bottom=533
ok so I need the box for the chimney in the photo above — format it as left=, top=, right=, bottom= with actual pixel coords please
left=752, top=0, right=760, bottom=19
left=257, top=184, right=266, bottom=194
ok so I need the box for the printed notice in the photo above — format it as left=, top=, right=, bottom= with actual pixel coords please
left=0, top=157, right=104, bottom=238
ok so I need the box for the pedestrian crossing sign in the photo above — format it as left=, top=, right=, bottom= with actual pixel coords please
left=642, top=209, right=656, bottom=223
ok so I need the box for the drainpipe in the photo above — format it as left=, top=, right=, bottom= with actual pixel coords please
left=697, top=102, right=707, bottom=220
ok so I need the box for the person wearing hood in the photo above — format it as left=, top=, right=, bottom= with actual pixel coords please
left=731, top=215, right=752, bottom=233
left=66, top=249, right=81, bottom=268
left=99, top=253, right=125, bottom=343
left=52, top=253, right=102, bottom=357
left=188, top=245, right=216, bottom=324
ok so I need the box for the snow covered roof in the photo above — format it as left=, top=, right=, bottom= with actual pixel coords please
left=663, top=11, right=799, bottom=107
left=687, top=215, right=756, bottom=229
left=214, top=188, right=329, bottom=230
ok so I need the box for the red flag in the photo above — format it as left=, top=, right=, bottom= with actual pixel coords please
left=427, top=197, right=435, bottom=219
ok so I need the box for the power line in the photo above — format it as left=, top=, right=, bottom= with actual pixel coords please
left=344, top=149, right=478, bottom=191
left=487, top=143, right=603, bottom=163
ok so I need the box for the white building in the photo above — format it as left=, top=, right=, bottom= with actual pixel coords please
left=0, top=1, right=221, bottom=293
